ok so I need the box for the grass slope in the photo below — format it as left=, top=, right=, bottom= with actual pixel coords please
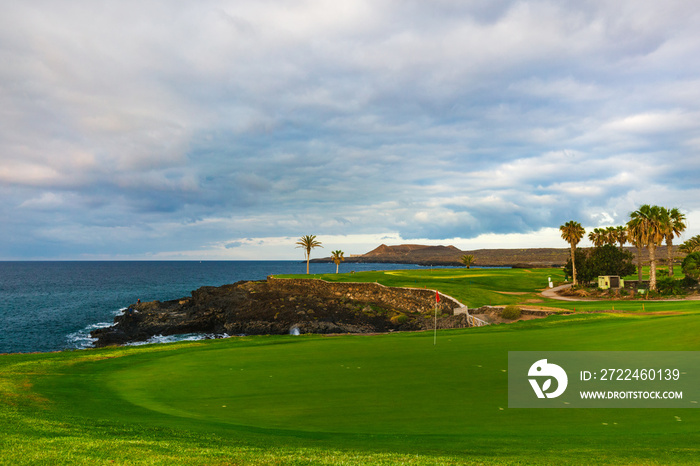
left=280, top=267, right=700, bottom=314
left=279, top=267, right=563, bottom=307
left=2, top=268, right=700, bottom=465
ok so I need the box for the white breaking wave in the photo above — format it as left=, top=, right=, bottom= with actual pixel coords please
left=126, top=333, right=231, bottom=346
left=67, top=307, right=233, bottom=349
left=65, top=308, right=127, bottom=349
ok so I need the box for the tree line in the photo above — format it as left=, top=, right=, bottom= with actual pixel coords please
left=560, top=205, right=689, bottom=291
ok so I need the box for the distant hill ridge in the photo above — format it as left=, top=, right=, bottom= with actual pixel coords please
left=314, top=244, right=573, bottom=267
left=313, top=243, right=672, bottom=268
left=363, top=244, right=461, bottom=258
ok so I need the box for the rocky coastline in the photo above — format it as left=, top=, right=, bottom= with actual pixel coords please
left=91, top=278, right=482, bottom=347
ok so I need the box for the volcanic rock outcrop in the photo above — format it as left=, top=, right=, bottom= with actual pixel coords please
left=91, top=278, right=477, bottom=347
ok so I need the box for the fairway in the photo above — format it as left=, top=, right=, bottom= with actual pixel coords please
left=384, top=271, right=494, bottom=279
left=281, top=267, right=700, bottom=314
left=281, top=267, right=564, bottom=307
left=3, top=267, right=700, bottom=464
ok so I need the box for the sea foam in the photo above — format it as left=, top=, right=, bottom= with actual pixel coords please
left=65, top=308, right=126, bottom=349
left=126, top=333, right=231, bottom=346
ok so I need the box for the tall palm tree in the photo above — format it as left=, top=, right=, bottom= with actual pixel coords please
left=560, top=221, right=585, bottom=285
left=663, top=207, right=686, bottom=277
left=331, top=250, right=345, bottom=273
left=460, top=254, right=476, bottom=268
left=627, top=205, right=666, bottom=291
left=296, top=235, right=323, bottom=274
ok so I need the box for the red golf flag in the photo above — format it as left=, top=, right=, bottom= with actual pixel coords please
left=435, top=290, right=440, bottom=303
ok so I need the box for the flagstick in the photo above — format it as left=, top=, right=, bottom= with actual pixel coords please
left=434, top=290, right=441, bottom=346
left=434, top=302, right=437, bottom=346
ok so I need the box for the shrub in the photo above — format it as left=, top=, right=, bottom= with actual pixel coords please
left=589, top=244, right=635, bottom=277
left=681, top=275, right=698, bottom=289
left=564, top=245, right=635, bottom=284
left=682, top=252, right=700, bottom=280
left=564, top=249, right=595, bottom=284
left=656, top=277, right=683, bottom=296
left=501, top=305, right=521, bottom=320
left=390, top=314, right=409, bottom=325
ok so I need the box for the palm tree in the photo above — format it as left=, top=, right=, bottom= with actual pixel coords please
left=680, top=235, right=700, bottom=254
left=588, top=228, right=607, bottom=247
left=460, top=254, right=476, bottom=268
left=604, top=226, right=618, bottom=246
left=560, top=221, right=585, bottom=285
left=331, top=250, right=345, bottom=273
left=614, top=226, right=628, bottom=249
left=296, top=235, right=323, bottom=274
left=662, top=207, right=686, bottom=277
left=627, top=205, right=667, bottom=291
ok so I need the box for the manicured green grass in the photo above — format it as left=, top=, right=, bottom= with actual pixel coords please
left=279, top=267, right=564, bottom=307
left=541, top=299, right=700, bottom=313
left=623, top=265, right=685, bottom=282
left=3, top=268, right=700, bottom=464
left=2, top=313, right=700, bottom=465
left=279, top=267, right=700, bottom=314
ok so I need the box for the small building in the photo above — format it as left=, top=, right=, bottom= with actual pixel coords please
left=598, top=275, right=624, bottom=290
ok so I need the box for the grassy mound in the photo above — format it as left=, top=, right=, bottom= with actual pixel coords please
left=501, top=304, right=522, bottom=319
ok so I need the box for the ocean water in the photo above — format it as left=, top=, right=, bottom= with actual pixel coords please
left=0, top=261, right=425, bottom=354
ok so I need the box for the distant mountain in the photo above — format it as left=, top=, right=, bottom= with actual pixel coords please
left=362, top=244, right=461, bottom=260
left=313, top=244, right=572, bottom=267
left=312, top=243, right=673, bottom=268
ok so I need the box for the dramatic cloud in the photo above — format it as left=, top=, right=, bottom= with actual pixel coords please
left=2, top=0, right=700, bottom=259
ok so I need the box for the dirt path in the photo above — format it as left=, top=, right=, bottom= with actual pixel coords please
left=540, top=284, right=586, bottom=301
left=541, top=283, right=700, bottom=302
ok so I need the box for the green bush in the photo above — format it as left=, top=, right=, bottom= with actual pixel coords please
left=681, top=275, right=698, bottom=289
left=501, top=305, right=521, bottom=320
left=564, top=245, right=635, bottom=284
left=656, top=277, right=683, bottom=296
left=682, top=252, right=700, bottom=280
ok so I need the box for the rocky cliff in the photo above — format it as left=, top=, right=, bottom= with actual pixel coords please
left=91, top=278, right=477, bottom=347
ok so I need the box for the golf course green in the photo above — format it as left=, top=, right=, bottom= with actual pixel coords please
left=2, top=268, right=699, bottom=464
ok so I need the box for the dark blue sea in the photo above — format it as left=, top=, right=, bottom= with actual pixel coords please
left=0, top=261, right=427, bottom=354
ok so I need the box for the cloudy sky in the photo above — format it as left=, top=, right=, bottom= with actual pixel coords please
left=3, top=0, right=700, bottom=260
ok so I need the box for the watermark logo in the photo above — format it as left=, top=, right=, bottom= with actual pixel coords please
left=528, top=358, right=568, bottom=398
left=510, top=352, right=699, bottom=408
